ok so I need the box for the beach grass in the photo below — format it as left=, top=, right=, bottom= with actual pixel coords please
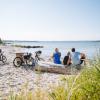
left=49, top=56, right=100, bottom=100
left=7, top=56, right=100, bottom=100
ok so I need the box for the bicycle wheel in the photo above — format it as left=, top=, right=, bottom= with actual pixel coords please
left=2, top=56, right=7, bottom=64
left=13, top=57, right=22, bottom=67
left=26, top=57, right=35, bottom=66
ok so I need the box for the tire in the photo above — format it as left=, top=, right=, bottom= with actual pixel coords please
left=13, top=57, right=22, bottom=67
left=2, top=56, right=7, bottom=64
left=26, top=57, right=35, bottom=66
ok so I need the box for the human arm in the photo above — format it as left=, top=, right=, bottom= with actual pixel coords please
left=48, top=53, right=54, bottom=61
left=80, top=53, right=86, bottom=59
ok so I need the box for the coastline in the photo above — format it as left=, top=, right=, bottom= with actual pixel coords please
left=3, top=40, right=100, bottom=59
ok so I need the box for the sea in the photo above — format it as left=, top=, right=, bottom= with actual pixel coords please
left=5, top=41, right=100, bottom=59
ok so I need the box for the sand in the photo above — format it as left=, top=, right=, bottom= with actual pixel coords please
left=0, top=45, right=64, bottom=98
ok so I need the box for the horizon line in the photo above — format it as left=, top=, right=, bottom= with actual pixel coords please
left=4, top=40, right=100, bottom=42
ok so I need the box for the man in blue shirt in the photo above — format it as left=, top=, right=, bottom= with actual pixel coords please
left=52, top=48, right=61, bottom=64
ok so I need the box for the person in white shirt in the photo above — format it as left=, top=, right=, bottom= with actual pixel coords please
left=71, top=48, right=86, bottom=66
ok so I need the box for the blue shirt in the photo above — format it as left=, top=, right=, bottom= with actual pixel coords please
left=53, top=52, right=61, bottom=64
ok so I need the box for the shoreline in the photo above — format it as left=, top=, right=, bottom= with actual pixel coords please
left=3, top=41, right=100, bottom=59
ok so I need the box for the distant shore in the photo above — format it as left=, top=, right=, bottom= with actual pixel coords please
left=12, top=45, right=44, bottom=48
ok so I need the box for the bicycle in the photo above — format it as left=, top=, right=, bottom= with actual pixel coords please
left=0, top=49, right=7, bottom=64
left=13, top=51, right=42, bottom=67
left=13, top=53, right=34, bottom=67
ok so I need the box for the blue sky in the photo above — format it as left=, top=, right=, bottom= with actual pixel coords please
left=0, top=0, right=100, bottom=41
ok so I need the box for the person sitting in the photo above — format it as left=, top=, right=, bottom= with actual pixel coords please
left=63, top=51, right=72, bottom=66
left=51, top=48, right=61, bottom=64
left=80, top=53, right=86, bottom=65
left=71, top=48, right=86, bottom=66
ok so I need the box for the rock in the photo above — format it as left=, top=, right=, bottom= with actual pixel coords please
left=12, top=45, right=44, bottom=48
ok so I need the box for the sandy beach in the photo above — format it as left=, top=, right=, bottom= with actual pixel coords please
left=0, top=45, right=64, bottom=98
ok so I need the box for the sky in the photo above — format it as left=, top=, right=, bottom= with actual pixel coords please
left=0, top=0, right=100, bottom=41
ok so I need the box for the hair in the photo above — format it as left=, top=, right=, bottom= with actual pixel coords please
left=55, top=48, right=59, bottom=52
left=67, top=52, right=70, bottom=56
left=72, top=48, right=75, bottom=52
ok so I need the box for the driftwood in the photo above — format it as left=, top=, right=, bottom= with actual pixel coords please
left=35, top=66, right=72, bottom=75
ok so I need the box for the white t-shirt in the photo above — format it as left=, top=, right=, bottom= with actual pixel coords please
left=71, top=52, right=81, bottom=65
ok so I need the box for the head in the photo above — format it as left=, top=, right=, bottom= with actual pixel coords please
left=72, top=48, right=75, bottom=52
left=55, top=48, right=59, bottom=52
left=67, top=52, right=71, bottom=56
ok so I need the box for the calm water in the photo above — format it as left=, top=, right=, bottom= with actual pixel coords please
left=6, top=41, right=100, bottom=58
